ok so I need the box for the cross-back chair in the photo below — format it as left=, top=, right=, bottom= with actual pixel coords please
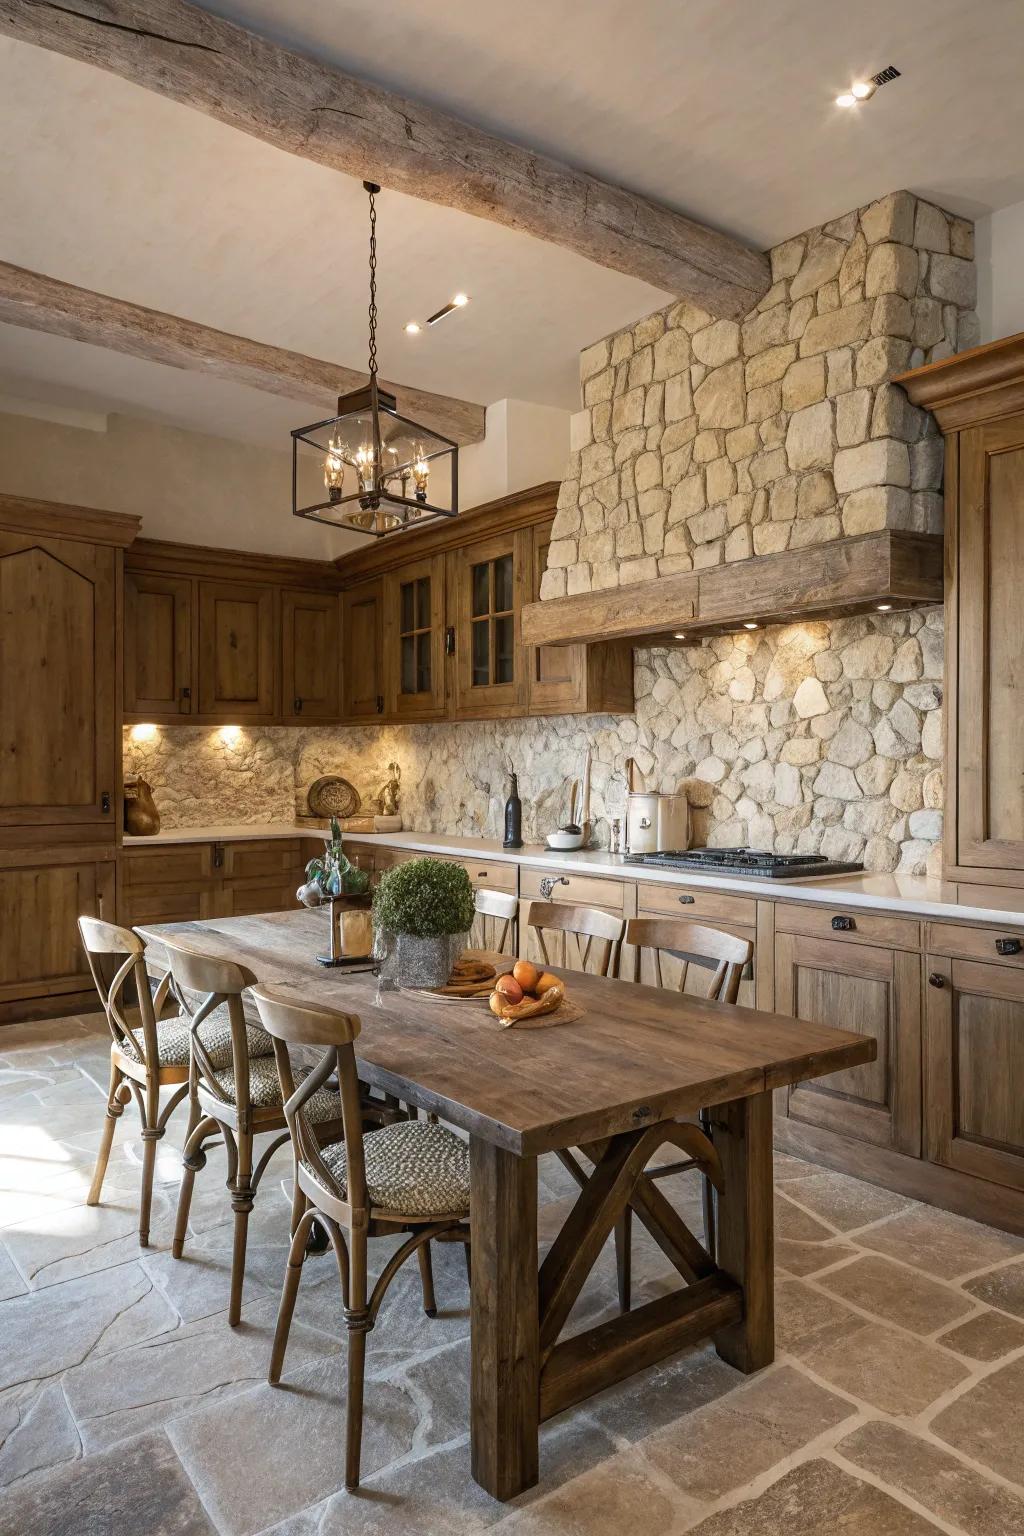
left=613, top=915, right=754, bottom=1306
left=79, top=916, right=189, bottom=1246
left=161, top=937, right=344, bottom=1326
left=249, top=984, right=471, bottom=1492
left=473, top=887, right=518, bottom=955
left=525, top=900, right=625, bottom=977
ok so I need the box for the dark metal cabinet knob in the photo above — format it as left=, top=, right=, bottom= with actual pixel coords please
left=101, top=791, right=111, bottom=814
left=995, top=937, right=1022, bottom=956
left=831, top=915, right=855, bottom=931
left=928, top=973, right=946, bottom=988
left=294, top=696, right=303, bottom=714
left=678, top=894, right=695, bottom=905
left=376, top=695, right=384, bottom=714
left=539, top=875, right=570, bottom=900
left=212, top=843, right=225, bottom=869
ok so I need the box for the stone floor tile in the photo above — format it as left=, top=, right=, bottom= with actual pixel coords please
left=640, top=1363, right=855, bottom=1501
left=939, top=1308, right=1024, bottom=1362
left=817, top=1252, right=975, bottom=1334
left=964, top=1259, right=1024, bottom=1319
left=0, top=1428, right=216, bottom=1535
left=0, top=1262, right=178, bottom=1391
left=399, top=1337, right=470, bottom=1449
left=0, top=1378, right=81, bottom=1488
left=859, top=1206, right=1024, bottom=1281
left=586, top=1341, right=741, bottom=1443
left=838, top=1419, right=1024, bottom=1536
left=683, top=1456, right=942, bottom=1534
left=311, top=1440, right=504, bottom=1536
left=63, top=1297, right=342, bottom=1453
left=2, top=1193, right=173, bottom=1290
left=495, top=1445, right=700, bottom=1536
left=775, top=1238, right=858, bottom=1277
left=142, top=1225, right=289, bottom=1324
left=0, top=1242, right=27, bottom=1302
left=931, top=1357, right=1024, bottom=1485
left=800, top=1318, right=970, bottom=1416
left=776, top=1168, right=912, bottom=1233
left=774, top=1191, right=837, bottom=1243
left=774, top=1276, right=862, bottom=1357
left=771, top=1152, right=816, bottom=1183
left=169, top=1355, right=422, bottom=1536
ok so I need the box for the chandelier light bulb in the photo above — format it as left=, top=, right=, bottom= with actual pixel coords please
left=412, top=454, right=430, bottom=504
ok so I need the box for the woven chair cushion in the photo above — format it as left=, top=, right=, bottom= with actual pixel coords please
left=210, top=1057, right=341, bottom=1123
left=116, top=1007, right=274, bottom=1070
left=306, top=1120, right=470, bottom=1218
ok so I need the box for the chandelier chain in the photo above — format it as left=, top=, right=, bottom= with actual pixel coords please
left=367, top=184, right=378, bottom=379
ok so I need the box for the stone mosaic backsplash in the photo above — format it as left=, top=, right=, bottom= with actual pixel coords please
left=124, top=605, right=944, bottom=876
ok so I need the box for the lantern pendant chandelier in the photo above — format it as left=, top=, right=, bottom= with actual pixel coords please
left=291, top=181, right=459, bottom=538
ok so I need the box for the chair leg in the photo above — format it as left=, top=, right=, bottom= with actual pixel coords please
left=417, top=1238, right=437, bottom=1318
left=614, top=1205, right=633, bottom=1313
left=173, top=1111, right=215, bottom=1260
left=345, top=1327, right=368, bottom=1492
left=269, top=1209, right=316, bottom=1385
left=137, top=1076, right=164, bottom=1248
left=228, top=1130, right=254, bottom=1327
left=88, top=1058, right=126, bottom=1207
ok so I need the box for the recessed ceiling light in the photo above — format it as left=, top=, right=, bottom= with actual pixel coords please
left=673, top=632, right=687, bottom=640
left=743, top=622, right=759, bottom=631
left=835, top=91, right=857, bottom=108
left=427, top=294, right=471, bottom=325
left=452, top=292, right=469, bottom=307
left=876, top=603, right=893, bottom=611
left=851, top=80, right=875, bottom=99
left=404, top=321, right=421, bottom=335
left=836, top=65, right=900, bottom=109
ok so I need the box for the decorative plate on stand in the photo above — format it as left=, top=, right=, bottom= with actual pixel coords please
left=307, top=776, right=361, bottom=819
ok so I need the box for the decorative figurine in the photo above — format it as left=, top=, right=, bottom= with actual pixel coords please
left=375, top=762, right=401, bottom=819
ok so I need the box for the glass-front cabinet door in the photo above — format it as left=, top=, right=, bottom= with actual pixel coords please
left=449, top=529, right=528, bottom=718
left=384, top=554, right=445, bottom=719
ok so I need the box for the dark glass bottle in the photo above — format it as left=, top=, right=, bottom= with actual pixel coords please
left=503, top=770, right=523, bottom=849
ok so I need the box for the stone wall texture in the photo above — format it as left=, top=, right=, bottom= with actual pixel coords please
left=124, top=190, right=970, bottom=878
left=540, top=190, right=976, bottom=595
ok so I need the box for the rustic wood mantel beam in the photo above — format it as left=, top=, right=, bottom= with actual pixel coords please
left=0, top=261, right=486, bottom=445
left=0, top=0, right=771, bottom=318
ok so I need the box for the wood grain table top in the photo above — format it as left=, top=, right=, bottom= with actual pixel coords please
left=137, top=909, right=875, bottom=1155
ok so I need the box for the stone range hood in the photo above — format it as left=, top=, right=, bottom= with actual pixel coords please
left=521, top=528, right=942, bottom=648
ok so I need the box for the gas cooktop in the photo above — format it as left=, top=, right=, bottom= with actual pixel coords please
left=623, top=847, right=864, bottom=879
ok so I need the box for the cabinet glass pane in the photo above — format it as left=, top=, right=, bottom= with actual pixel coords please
left=400, top=635, right=416, bottom=695
left=472, top=619, right=489, bottom=686
left=400, top=581, right=414, bottom=633
left=494, top=553, right=513, bottom=613
left=471, top=562, right=489, bottom=618
left=495, top=615, right=514, bottom=684
left=416, top=632, right=431, bottom=693
left=416, top=577, right=431, bottom=630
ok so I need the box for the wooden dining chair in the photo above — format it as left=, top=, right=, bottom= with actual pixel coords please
left=161, top=936, right=345, bottom=1326
left=473, top=887, right=518, bottom=955
left=614, top=915, right=754, bottom=1306
left=79, top=916, right=191, bottom=1247
left=525, top=900, right=625, bottom=977
left=249, top=984, right=471, bottom=1492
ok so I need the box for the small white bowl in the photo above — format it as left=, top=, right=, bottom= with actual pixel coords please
left=546, top=829, right=585, bottom=851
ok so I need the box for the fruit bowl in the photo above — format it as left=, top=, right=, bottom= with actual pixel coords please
left=488, top=959, right=567, bottom=1025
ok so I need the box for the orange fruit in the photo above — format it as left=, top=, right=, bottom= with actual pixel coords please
left=535, top=971, right=560, bottom=994
left=494, top=974, right=524, bottom=1004
left=512, top=959, right=540, bottom=992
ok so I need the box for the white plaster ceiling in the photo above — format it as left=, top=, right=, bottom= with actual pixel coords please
left=2, top=0, right=1023, bottom=446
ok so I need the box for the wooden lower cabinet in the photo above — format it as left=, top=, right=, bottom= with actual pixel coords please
left=774, top=930, right=922, bottom=1157
left=120, top=838, right=310, bottom=929
left=0, top=843, right=115, bottom=1021
left=925, top=955, right=1024, bottom=1192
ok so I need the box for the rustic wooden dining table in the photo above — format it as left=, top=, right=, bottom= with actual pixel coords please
left=138, top=907, right=874, bottom=1502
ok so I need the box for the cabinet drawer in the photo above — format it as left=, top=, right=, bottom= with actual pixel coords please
left=226, top=878, right=299, bottom=917
left=222, top=840, right=301, bottom=881
left=459, top=859, right=517, bottom=893
left=926, top=922, right=1024, bottom=969
left=122, top=885, right=214, bottom=927
left=636, top=881, right=756, bottom=926
left=520, top=867, right=626, bottom=912
left=373, top=847, right=423, bottom=873
left=775, top=902, right=920, bottom=950
left=122, top=844, right=213, bottom=887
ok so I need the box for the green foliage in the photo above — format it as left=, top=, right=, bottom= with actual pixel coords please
left=372, top=857, right=475, bottom=938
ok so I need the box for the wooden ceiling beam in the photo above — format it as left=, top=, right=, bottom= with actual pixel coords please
left=0, top=261, right=486, bottom=444
left=0, top=0, right=771, bottom=318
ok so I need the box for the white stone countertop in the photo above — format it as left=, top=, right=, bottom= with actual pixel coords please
left=123, top=824, right=1024, bottom=928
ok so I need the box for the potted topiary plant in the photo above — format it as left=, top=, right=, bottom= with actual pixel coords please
left=372, top=856, right=476, bottom=989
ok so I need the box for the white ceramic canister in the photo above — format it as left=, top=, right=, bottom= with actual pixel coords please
left=626, top=791, right=660, bottom=854
left=656, top=793, right=690, bottom=852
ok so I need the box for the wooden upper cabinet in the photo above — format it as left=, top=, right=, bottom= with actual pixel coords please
left=198, top=580, right=277, bottom=720
left=0, top=531, right=117, bottom=826
left=774, top=929, right=921, bottom=1157
left=448, top=527, right=529, bottom=718
left=124, top=570, right=194, bottom=719
left=925, top=954, right=1024, bottom=1192
left=525, top=524, right=634, bottom=717
left=954, top=412, right=1024, bottom=877
left=341, top=579, right=384, bottom=721
left=384, top=554, right=446, bottom=720
left=281, top=589, right=341, bottom=722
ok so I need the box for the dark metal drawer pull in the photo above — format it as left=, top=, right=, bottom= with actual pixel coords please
left=539, top=875, right=570, bottom=900
left=678, top=894, right=695, bottom=906
left=831, top=915, right=855, bottom=931
left=928, top=973, right=945, bottom=988
left=996, top=937, right=1022, bottom=956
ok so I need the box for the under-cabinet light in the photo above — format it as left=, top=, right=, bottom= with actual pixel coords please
left=218, top=725, right=243, bottom=746
left=742, top=622, right=759, bottom=630
left=130, top=723, right=158, bottom=742
left=876, top=603, right=893, bottom=612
